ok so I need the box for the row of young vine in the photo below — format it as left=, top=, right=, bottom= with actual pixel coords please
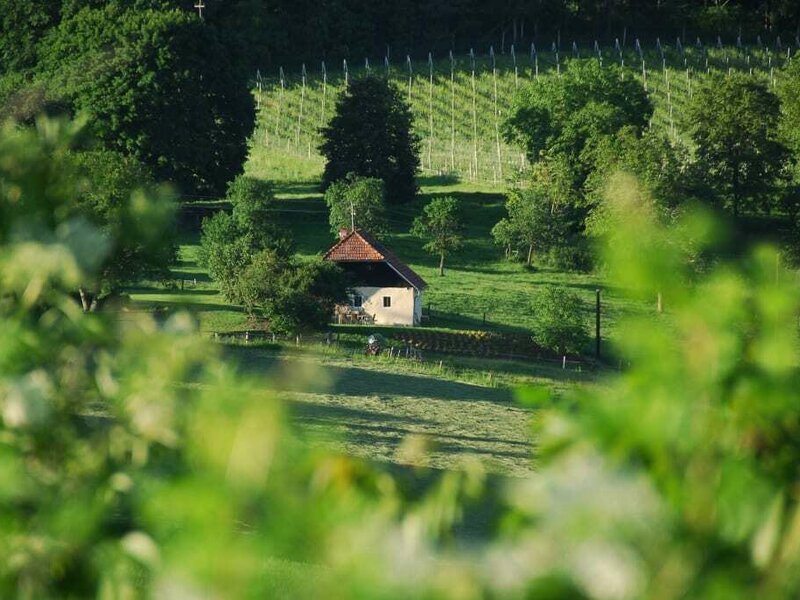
left=253, top=36, right=796, bottom=183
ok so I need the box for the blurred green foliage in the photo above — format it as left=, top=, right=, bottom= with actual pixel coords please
left=3, top=119, right=800, bottom=599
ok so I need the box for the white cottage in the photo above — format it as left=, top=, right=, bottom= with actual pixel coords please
left=324, top=229, right=427, bottom=326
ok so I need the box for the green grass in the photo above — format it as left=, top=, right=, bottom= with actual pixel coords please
left=249, top=43, right=787, bottom=184
left=275, top=178, right=649, bottom=351
left=224, top=344, right=599, bottom=476
left=130, top=176, right=651, bottom=352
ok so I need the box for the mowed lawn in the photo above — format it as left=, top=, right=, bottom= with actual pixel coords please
left=226, top=345, right=597, bottom=476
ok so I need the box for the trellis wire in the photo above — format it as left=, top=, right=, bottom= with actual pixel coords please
left=255, top=36, right=791, bottom=182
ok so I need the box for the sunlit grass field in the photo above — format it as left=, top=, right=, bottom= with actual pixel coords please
left=131, top=177, right=652, bottom=348
left=128, top=177, right=620, bottom=475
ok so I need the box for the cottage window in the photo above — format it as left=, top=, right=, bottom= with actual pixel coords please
left=383, top=296, right=391, bottom=308
left=352, top=294, right=363, bottom=308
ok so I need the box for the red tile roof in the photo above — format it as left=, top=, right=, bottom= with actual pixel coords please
left=323, top=229, right=428, bottom=291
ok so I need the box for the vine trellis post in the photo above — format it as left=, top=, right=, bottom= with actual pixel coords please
left=320, top=62, right=327, bottom=129
left=296, top=63, right=306, bottom=148
left=449, top=50, right=456, bottom=171
left=428, top=52, right=434, bottom=171
left=511, top=44, right=518, bottom=89
left=470, top=48, right=478, bottom=180
left=275, top=66, right=285, bottom=141
left=490, top=46, right=503, bottom=180
left=406, top=55, right=413, bottom=103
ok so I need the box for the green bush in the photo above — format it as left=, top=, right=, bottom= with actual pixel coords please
left=532, top=287, right=590, bottom=355
left=543, top=240, right=594, bottom=272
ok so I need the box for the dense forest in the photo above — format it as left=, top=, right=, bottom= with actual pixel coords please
left=4, top=0, right=800, bottom=74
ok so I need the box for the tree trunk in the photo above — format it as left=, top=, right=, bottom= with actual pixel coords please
left=78, top=288, right=99, bottom=313
left=526, top=244, right=533, bottom=266
left=438, top=253, right=445, bottom=276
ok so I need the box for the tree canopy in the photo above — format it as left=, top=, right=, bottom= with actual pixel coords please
left=685, top=73, right=791, bottom=216
left=35, top=4, right=254, bottom=196
left=324, top=175, right=387, bottom=236
left=237, top=252, right=349, bottom=334
left=493, top=158, right=583, bottom=267
left=69, top=148, right=177, bottom=310
left=320, top=76, right=419, bottom=205
left=504, top=60, right=652, bottom=178
left=199, top=175, right=291, bottom=302
left=411, top=196, right=464, bottom=276
left=531, top=287, right=589, bottom=355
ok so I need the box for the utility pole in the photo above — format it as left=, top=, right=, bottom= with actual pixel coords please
left=350, top=198, right=355, bottom=231
left=194, top=0, right=205, bottom=19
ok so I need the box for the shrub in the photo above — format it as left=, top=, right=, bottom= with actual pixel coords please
left=532, top=287, right=590, bottom=355
left=543, top=240, right=593, bottom=272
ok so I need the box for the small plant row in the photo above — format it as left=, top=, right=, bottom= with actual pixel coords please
left=252, top=40, right=793, bottom=182
left=385, top=329, right=548, bottom=359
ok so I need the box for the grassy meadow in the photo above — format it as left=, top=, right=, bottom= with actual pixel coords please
left=131, top=177, right=652, bottom=347
left=225, top=344, right=597, bottom=476
left=128, top=176, right=622, bottom=476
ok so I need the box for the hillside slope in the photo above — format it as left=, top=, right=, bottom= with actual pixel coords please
left=248, top=41, right=791, bottom=183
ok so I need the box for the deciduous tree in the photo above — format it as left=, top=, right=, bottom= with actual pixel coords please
left=236, top=252, right=348, bottom=334
left=686, top=72, right=791, bottom=216
left=532, top=287, right=589, bottom=355
left=320, top=76, right=419, bottom=204
left=199, top=175, right=291, bottom=301
left=325, top=175, right=387, bottom=236
left=504, top=60, right=652, bottom=185
left=38, top=4, right=255, bottom=196
left=69, top=148, right=177, bottom=310
left=493, top=158, right=579, bottom=267
left=411, top=196, right=463, bottom=276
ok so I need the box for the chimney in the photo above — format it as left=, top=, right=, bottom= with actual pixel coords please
left=338, top=228, right=349, bottom=240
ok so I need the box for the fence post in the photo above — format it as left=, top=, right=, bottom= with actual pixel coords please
left=595, top=288, right=601, bottom=359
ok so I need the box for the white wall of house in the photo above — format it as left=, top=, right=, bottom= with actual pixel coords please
left=352, top=286, right=421, bottom=326
left=413, top=290, right=423, bottom=324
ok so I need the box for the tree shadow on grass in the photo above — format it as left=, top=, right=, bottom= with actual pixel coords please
left=292, top=402, right=430, bottom=429
left=236, top=354, right=513, bottom=403
left=135, top=299, right=244, bottom=313
left=170, top=271, right=212, bottom=283
left=416, top=173, right=462, bottom=187
left=426, top=310, right=533, bottom=335
left=314, top=418, right=531, bottom=449
left=272, top=181, right=322, bottom=196
left=342, top=430, right=530, bottom=461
